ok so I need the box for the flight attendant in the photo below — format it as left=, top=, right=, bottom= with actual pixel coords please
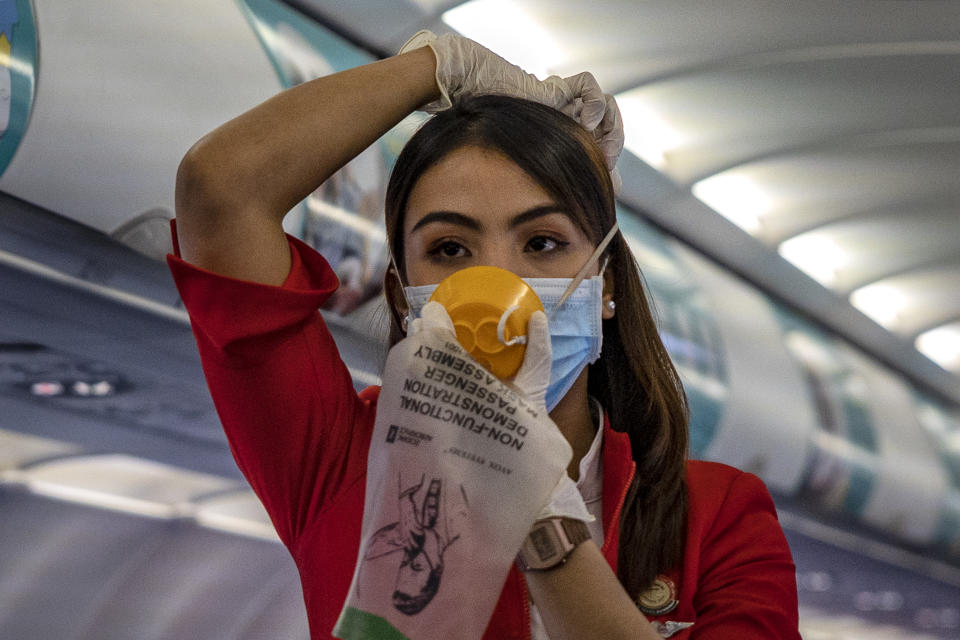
left=169, top=30, right=801, bottom=639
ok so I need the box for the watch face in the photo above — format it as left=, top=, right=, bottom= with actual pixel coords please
left=518, top=518, right=590, bottom=570
left=529, top=524, right=562, bottom=564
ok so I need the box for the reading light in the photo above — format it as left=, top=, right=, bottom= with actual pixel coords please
left=617, top=94, right=684, bottom=171
left=692, top=174, right=771, bottom=235
left=849, top=283, right=908, bottom=330
left=778, top=233, right=849, bottom=287
left=916, top=323, right=960, bottom=372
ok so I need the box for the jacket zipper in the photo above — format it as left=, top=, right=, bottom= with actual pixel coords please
left=601, top=461, right=636, bottom=560
left=522, top=577, right=531, bottom=640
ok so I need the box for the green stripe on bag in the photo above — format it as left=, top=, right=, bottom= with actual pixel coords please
left=334, top=607, right=410, bottom=640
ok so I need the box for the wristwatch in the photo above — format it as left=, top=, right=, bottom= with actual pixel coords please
left=516, top=517, right=591, bottom=571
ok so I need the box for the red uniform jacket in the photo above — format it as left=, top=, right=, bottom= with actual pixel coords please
left=168, top=230, right=800, bottom=639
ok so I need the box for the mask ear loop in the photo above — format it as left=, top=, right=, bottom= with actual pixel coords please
left=389, top=251, right=414, bottom=333
left=549, top=221, right=619, bottom=320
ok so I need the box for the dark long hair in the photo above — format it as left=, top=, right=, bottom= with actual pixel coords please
left=382, top=95, right=689, bottom=596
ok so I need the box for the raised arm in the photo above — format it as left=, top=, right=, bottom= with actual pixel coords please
left=174, top=46, right=439, bottom=284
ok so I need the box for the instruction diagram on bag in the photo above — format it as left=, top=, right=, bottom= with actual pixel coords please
left=360, top=472, right=469, bottom=615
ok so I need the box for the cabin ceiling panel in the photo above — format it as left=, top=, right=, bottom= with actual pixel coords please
left=716, top=143, right=960, bottom=243
left=618, top=54, right=960, bottom=186
left=787, top=210, right=960, bottom=293
left=865, top=265, right=960, bottom=339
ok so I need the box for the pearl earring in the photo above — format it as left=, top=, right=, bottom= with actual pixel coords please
left=606, top=300, right=616, bottom=311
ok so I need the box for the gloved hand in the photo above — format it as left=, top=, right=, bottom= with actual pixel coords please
left=563, top=72, right=625, bottom=192
left=399, top=30, right=623, bottom=190
left=509, top=310, right=552, bottom=409
left=335, top=301, right=573, bottom=640
left=399, top=30, right=572, bottom=115
left=511, top=310, right=594, bottom=524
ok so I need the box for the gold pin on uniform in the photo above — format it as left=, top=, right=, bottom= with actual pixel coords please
left=636, top=574, right=679, bottom=616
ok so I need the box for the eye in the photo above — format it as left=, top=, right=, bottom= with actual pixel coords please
left=525, top=235, right=569, bottom=254
left=426, top=239, right=469, bottom=260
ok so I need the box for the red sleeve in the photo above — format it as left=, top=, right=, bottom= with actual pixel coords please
left=166, top=222, right=378, bottom=548
left=690, top=471, right=801, bottom=639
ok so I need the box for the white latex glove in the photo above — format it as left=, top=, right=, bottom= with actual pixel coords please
left=512, top=311, right=594, bottom=524
left=399, top=30, right=572, bottom=116
left=407, top=299, right=456, bottom=336
left=399, top=30, right=624, bottom=191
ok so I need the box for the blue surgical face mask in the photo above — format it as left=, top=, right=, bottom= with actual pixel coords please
left=398, top=223, right=618, bottom=412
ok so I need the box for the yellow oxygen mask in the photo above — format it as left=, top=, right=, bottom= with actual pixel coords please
left=428, top=266, right=544, bottom=379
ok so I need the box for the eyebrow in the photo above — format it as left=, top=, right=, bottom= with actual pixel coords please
left=409, top=205, right=570, bottom=234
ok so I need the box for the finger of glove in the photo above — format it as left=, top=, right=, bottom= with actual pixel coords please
left=596, top=93, right=625, bottom=171
left=551, top=90, right=582, bottom=122
left=563, top=72, right=606, bottom=131
left=511, top=310, right=551, bottom=404
left=507, top=73, right=574, bottom=112
left=535, top=474, right=595, bottom=523
left=418, top=301, right=456, bottom=336
left=609, top=166, right=623, bottom=195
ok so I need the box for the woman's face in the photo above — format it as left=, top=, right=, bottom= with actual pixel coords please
left=402, top=146, right=599, bottom=287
